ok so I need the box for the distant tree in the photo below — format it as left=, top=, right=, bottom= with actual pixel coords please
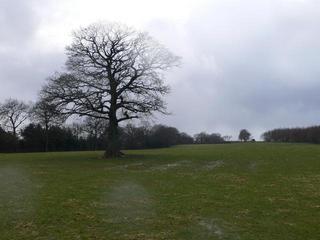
left=239, top=129, right=251, bottom=142
left=82, top=117, right=107, bottom=150
left=121, top=124, right=149, bottom=149
left=42, top=22, right=180, bottom=158
left=0, top=127, right=17, bottom=152
left=0, top=98, right=29, bottom=150
left=194, top=132, right=225, bottom=144
left=121, top=124, right=193, bottom=149
left=178, top=132, right=194, bottom=144
left=20, top=122, right=96, bottom=152
left=223, top=135, right=232, bottom=142
left=194, top=132, right=208, bottom=144
left=208, top=133, right=225, bottom=143
left=49, top=125, right=84, bottom=152
left=69, top=122, right=85, bottom=140
left=262, top=126, right=320, bottom=144
left=30, top=99, right=66, bottom=151
left=147, top=125, right=180, bottom=148
left=20, top=124, right=45, bottom=152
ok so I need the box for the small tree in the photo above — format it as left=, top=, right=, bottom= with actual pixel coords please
left=223, top=135, right=232, bottom=142
left=0, top=98, right=29, bottom=137
left=43, top=22, right=180, bottom=158
left=82, top=116, right=107, bottom=150
left=30, top=98, right=66, bottom=151
left=239, top=129, right=251, bottom=142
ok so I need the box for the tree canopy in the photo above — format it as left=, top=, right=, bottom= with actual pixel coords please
left=43, top=22, right=180, bottom=157
left=238, top=129, right=251, bottom=142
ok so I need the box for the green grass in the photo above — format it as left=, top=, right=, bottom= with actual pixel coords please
left=0, top=143, right=320, bottom=239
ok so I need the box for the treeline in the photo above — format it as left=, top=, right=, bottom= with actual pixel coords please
left=121, top=124, right=194, bottom=149
left=0, top=119, right=230, bottom=153
left=194, top=132, right=228, bottom=144
left=0, top=98, right=232, bottom=153
left=0, top=124, right=104, bottom=153
left=262, top=126, right=320, bottom=143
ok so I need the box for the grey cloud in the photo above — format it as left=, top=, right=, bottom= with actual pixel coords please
left=1, top=0, right=320, bottom=139
left=148, top=0, right=320, bottom=139
left=0, top=0, right=38, bottom=45
left=0, top=0, right=65, bottom=101
left=0, top=51, right=65, bottom=100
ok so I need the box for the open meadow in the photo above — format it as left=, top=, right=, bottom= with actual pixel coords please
left=0, top=143, right=319, bottom=239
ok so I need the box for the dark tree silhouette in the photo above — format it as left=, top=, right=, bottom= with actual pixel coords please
left=43, top=22, right=180, bottom=157
left=20, top=124, right=45, bottom=152
left=121, top=124, right=149, bottom=149
left=194, top=132, right=225, bottom=144
left=30, top=99, right=66, bottom=151
left=178, top=132, right=194, bottom=144
left=0, top=98, right=29, bottom=138
left=82, top=116, right=107, bottom=150
left=238, top=129, right=251, bottom=142
left=262, top=126, right=320, bottom=143
left=147, top=125, right=180, bottom=148
left=0, top=127, right=17, bottom=152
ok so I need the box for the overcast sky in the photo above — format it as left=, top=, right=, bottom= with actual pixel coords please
left=1, top=0, right=320, bottom=139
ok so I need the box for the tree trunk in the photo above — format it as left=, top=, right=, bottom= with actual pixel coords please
left=45, top=124, right=49, bottom=152
left=104, top=79, right=122, bottom=158
left=13, top=127, right=18, bottom=152
left=94, top=133, right=97, bottom=151
left=105, top=120, right=122, bottom=158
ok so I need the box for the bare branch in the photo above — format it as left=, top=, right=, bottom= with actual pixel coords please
left=41, top=22, right=180, bottom=157
left=0, top=98, right=29, bottom=136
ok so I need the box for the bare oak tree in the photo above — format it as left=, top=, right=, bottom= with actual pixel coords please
left=42, top=23, right=180, bottom=157
left=30, top=98, right=66, bottom=152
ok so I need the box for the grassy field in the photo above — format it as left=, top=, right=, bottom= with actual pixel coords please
left=0, top=143, right=319, bottom=239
